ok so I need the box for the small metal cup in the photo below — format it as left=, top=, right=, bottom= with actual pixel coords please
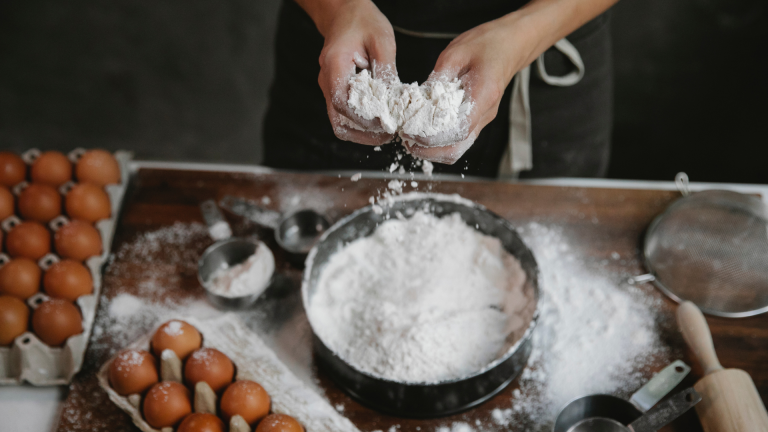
left=565, top=388, right=701, bottom=432
left=197, top=200, right=275, bottom=309
left=276, top=209, right=331, bottom=254
left=554, top=361, right=691, bottom=432
left=219, top=195, right=330, bottom=256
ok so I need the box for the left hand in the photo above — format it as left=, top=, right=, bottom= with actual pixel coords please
left=404, top=15, right=535, bottom=164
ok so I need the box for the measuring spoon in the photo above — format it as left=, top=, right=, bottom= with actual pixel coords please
left=554, top=360, right=691, bottom=432
left=566, top=387, right=701, bottom=432
left=197, top=200, right=275, bottom=309
left=219, top=195, right=330, bottom=255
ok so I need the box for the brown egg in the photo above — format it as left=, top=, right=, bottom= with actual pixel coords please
left=255, top=414, right=304, bottom=432
left=31, top=299, right=83, bottom=346
left=151, top=320, right=202, bottom=360
left=0, top=295, right=29, bottom=346
left=0, top=186, right=14, bottom=220
left=43, top=259, right=93, bottom=301
left=0, top=152, right=26, bottom=187
left=18, top=183, right=62, bottom=223
left=143, top=381, right=192, bottom=429
left=65, top=183, right=111, bottom=222
left=31, top=151, right=72, bottom=187
left=184, top=348, right=234, bottom=393
left=221, top=380, right=271, bottom=425
left=108, top=349, right=159, bottom=396
left=0, top=258, right=42, bottom=300
left=6, top=221, right=51, bottom=260
left=177, top=413, right=225, bottom=432
left=54, top=220, right=102, bottom=261
left=75, top=149, right=120, bottom=186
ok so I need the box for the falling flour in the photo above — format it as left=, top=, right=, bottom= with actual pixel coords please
left=308, top=211, right=535, bottom=383
left=347, top=69, right=473, bottom=145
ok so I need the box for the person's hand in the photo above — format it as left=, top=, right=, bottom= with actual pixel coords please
left=404, top=15, right=536, bottom=164
left=314, top=0, right=398, bottom=145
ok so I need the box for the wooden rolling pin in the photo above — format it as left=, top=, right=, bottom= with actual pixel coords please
left=677, top=301, right=768, bottom=431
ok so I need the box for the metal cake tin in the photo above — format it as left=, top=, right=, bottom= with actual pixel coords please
left=302, top=194, right=540, bottom=418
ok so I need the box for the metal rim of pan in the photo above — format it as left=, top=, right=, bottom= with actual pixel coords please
left=301, top=193, right=541, bottom=418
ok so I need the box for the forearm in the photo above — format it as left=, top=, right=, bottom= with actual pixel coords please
left=294, top=0, right=366, bottom=37
left=499, top=0, right=619, bottom=72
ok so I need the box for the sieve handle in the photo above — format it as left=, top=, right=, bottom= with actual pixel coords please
left=677, top=301, right=723, bottom=376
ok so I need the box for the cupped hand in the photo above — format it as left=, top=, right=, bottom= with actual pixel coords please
left=405, top=16, right=532, bottom=164
left=316, top=0, right=398, bottom=145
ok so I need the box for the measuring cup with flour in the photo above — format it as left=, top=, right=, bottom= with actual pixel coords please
left=303, top=193, right=539, bottom=417
left=198, top=200, right=275, bottom=309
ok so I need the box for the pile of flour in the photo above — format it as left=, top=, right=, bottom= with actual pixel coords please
left=347, top=69, right=472, bottom=144
left=207, top=244, right=275, bottom=298
left=307, top=211, right=534, bottom=383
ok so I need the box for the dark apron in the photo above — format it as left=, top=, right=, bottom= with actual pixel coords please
left=263, top=0, right=612, bottom=178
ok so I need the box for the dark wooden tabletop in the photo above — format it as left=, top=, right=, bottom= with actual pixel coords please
left=55, top=168, right=768, bottom=432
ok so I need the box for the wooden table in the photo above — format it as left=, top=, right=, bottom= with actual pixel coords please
left=55, top=166, right=768, bottom=431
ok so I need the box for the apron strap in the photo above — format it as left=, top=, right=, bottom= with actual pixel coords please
left=498, top=65, right=532, bottom=179
left=535, top=38, right=585, bottom=87
left=498, top=37, right=585, bottom=179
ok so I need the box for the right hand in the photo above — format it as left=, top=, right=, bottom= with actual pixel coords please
left=315, top=0, right=398, bottom=145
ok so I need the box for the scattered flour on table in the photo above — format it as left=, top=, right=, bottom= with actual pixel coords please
left=347, top=69, right=473, bottom=145
left=308, top=211, right=535, bottom=384
left=485, top=222, right=667, bottom=430
left=207, top=244, right=275, bottom=298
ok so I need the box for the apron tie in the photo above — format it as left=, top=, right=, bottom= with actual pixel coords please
left=498, top=38, right=585, bottom=179
left=391, top=27, right=585, bottom=179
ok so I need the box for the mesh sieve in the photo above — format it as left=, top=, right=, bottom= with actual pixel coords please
left=640, top=180, right=768, bottom=317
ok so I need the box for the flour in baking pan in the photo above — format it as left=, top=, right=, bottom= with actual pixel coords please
left=308, top=211, right=534, bottom=384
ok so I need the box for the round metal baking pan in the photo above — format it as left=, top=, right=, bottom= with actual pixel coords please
left=302, top=194, right=540, bottom=418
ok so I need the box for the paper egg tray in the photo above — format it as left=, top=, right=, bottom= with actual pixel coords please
left=0, top=149, right=132, bottom=386
left=97, top=314, right=361, bottom=432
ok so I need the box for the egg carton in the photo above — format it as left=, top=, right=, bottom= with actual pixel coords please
left=97, top=314, right=361, bottom=432
left=0, top=149, right=132, bottom=385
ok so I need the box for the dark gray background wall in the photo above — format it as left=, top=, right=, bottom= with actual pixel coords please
left=1, top=0, right=766, bottom=182
left=0, top=0, right=280, bottom=164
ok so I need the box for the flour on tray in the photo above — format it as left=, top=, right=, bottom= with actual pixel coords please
left=307, top=210, right=536, bottom=384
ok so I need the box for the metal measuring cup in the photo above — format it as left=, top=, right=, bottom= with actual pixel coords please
left=219, top=195, right=330, bottom=255
left=566, top=387, right=701, bottom=432
left=197, top=200, right=275, bottom=309
left=554, top=360, right=692, bottom=432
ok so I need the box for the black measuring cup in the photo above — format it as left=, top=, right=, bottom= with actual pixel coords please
left=554, top=360, right=691, bottom=432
